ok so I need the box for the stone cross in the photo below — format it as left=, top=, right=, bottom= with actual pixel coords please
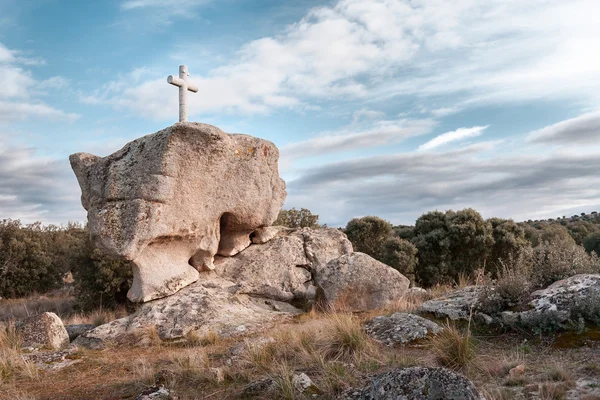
left=167, top=65, right=198, bottom=123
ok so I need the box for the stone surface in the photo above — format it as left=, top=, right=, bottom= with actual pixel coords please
left=70, top=122, right=286, bottom=302
left=342, top=367, right=485, bottom=400
left=501, top=274, right=600, bottom=326
left=136, top=386, right=172, bottom=400
left=314, top=253, right=410, bottom=311
left=364, top=312, right=442, bottom=346
left=215, top=227, right=353, bottom=307
left=241, top=378, right=277, bottom=399
left=73, top=276, right=301, bottom=349
left=65, top=324, right=95, bottom=341
left=292, top=373, right=319, bottom=394
left=16, top=312, right=69, bottom=350
left=21, top=345, right=82, bottom=371
left=419, top=286, right=486, bottom=320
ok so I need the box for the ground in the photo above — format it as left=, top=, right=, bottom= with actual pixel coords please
left=1, top=293, right=599, bottom=400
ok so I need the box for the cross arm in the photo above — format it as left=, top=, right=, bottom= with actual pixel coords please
left=167, top=75, right=199, bottom=92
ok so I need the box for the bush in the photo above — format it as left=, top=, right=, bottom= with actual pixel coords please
left=0, top=220, right=85, bottom=298
left=583, top=232, right=600, bottom=256
left=531, top=241, right=599, bottom=289
left=344, top=216, right=393, bottom=260
left=274, top=208, right=320, bottom=229
left=72, top=239, right=133, bottom=311
left=478, top=249, right=533, bottom=315
left=379, top=237, right=417, bottom=281
left=430, top=322, right=477, bottom=371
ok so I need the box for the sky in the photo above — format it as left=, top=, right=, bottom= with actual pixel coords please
left=1, top=0, right=600, bottom=227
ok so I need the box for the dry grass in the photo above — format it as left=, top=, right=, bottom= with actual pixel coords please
left=63, top=307, right=128, bottom=326
left=0, top=295, right=75, bottom=322
left=0, top=322, right=38, bottom=384
left=430, top=321, right=477, bottom=372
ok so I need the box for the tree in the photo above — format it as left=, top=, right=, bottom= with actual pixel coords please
left=274, top=208, right=320, bottom=229
left=487, top=218, right=531, bottom=275
left=538, top=224, right=576, bottom=247
left=344, top=216, right=393, bottom=260
left=411, top=211, right=452, bottom=287
left=583, top=232, right=600, bottom=256
left=379, top=237, right=417, bottom=281
left=412, top=209, right=493, bottom=287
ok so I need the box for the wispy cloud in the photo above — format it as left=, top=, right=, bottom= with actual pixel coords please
left=527, top=110, right=600, bottom=145
left=418, top=125, right=489, bottom=151
left=282, top=118, right=436, bottom=159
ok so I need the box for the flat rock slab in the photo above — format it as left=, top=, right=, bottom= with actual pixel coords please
left=65, top=324, right=96, bottom=341
left=341, top=367, right=485, bottom=400
left=419, top=286, right=485, bottom=320
left=364, top=312, right=442, bottom=346
left=16, top=312, right=69, bottom=350
left=74, top=277, right=301, bottom=349
left=21, top=345, right=82, bottom=371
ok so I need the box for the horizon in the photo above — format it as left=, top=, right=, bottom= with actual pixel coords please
left=1, top=0, right=599, bottom=227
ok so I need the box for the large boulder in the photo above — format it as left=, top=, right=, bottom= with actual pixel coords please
left=70, top=122, right=286, bottom=302
left=314, top=253, right=409, bottom=310
left=364, top=312, right=442, bottom=346
left=16, top=312, right=69, bottom=350
left=214, top=227, right=353, bottom=307
left=342, top=367, right=485, bottom=400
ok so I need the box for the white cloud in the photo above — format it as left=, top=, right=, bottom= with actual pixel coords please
left=418, top=125, right=489, bottom=151
left=527, top=110, right=600, bottom=145
left=93, top=0, right=600, bottom=119
left=282, top=118, right=436, bottom=159
left=0, top=42, right=78, bottom=123
left=0, top=101, right=79, bottom=123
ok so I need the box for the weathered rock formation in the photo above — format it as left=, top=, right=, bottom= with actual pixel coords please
left=16, top=312, right=69, bottom=350
left=70, top=123, right=286, bottom=302
left=342, top=367, right=485, bottom=400
left=74, top=228, right=410, bottom=348
left=419, top=286, right=485, bottom=320
left=364, top=312, right=442, bottom=346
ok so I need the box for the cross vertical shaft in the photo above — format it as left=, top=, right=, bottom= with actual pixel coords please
left=167, top=65, right=198, bottom=123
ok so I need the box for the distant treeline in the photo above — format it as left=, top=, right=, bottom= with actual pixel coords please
left=1, top=209, right=599, bottom=309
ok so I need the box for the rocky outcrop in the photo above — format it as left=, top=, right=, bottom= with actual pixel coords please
left=16, top=312, right=69, bottom=350
left=364, top=313, right=442, bottom=346
left=74, top=227, right=409, bottom=348
left=74, top=276, right=301, bottom=348
left=314, top=253, right=409, bottom=311
left=70, top=122, right=286, bottom=302
left=342, top=367, right=485, bottom=400
left=501, top=274, right=600, bottom=326
left=419, top=286, right=485, bottom=320
left=215, top=228, right=353, bottom=308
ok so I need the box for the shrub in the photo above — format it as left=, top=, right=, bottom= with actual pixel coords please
left=583, top=232, right=600, bottom=257
left=72, top=240, right=133, bottom=311
left=344, top=216, right=393, bottom=260
left=275, top=208, right=320, bottom=229
left=531, top=241, right=599, bottom=289
left=478, top=249, right=533, bottom=315
left=379, top=237, right=417, bottom=281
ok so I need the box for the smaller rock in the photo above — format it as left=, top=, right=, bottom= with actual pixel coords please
left=136, top=386, right=172, bottom=400
left=16, top=312, right=69, bottom=350
left=251, top=226, right=290, bottom=244
left=207, top=367, right=225, bottom=383
left=292, top=373, right=319, bottom=394
left=241, top=378, right=277, bottom=399
left=364, top=313, right=442, bottom=346
left=419, top=286, right=485, bottom=321
left=341, top=367, right=485, bottom=400
left=509, top=364, right=525, bottom=378
left=65, top=324, right=96, bottom=341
